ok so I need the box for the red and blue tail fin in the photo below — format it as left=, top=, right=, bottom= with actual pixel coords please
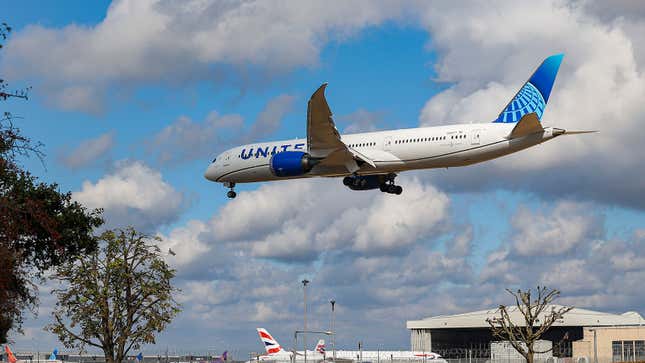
left=257, top=328, right=284, bottom=355
left=494, top=54, right=564, bottom=123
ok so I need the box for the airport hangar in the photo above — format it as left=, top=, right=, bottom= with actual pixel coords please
left=407, top=305, right=645, bottom=362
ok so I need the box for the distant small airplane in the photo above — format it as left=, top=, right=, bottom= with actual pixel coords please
left=205, top=54, right=595, bottom=198
left=4, top=346, right=62, bottom=363
left=212, top=351, right=228, bottom=363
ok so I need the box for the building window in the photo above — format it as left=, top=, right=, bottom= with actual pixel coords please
left=613, top=341, right=622, bottom=362
left=613, top=340, right=645, bottom=362
left=636, top=341, right=645, bottom=361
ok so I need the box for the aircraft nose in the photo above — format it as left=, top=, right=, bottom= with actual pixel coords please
left=204, top=163, right=219, bottom=181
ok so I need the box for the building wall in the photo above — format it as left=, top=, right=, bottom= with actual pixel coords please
left=572, top=326, right=645, bottom=362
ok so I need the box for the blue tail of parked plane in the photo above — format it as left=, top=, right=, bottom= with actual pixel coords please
left=49, top=348, right=58, bottom=360
left=494, top=53, right=564, bottom=123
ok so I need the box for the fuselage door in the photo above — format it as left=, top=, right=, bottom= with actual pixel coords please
left=384, top=136, right=392, bottom=151
left=470, top=129, right=482, bottom=146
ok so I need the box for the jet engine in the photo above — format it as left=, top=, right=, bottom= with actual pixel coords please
left=269, top=151, right=317, bottom=177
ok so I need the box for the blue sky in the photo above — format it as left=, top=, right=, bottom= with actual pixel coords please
left=2, top=0, right=645, bottom=357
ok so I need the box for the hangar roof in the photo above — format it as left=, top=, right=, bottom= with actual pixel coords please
left=407, top=305, right=645, bottom=329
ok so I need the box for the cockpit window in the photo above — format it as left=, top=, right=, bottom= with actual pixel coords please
left=212, top=158, right=217, bottom=163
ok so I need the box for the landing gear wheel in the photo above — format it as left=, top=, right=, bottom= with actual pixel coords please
left=387, top=184, right=398, bottom=194
left=223, top=182, right=237, bottom=198
left=395, top=185, right=403, bottom=195
left=379, top=184, right=388, bottom=192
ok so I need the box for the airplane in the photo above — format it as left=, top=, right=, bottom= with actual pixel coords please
left=253, top=329, right=444, bottom=362
left=212, top=351, right=228, bottom=363
left=4, top=346, right=63, bottom=363
left=254, top=328, right=325, bottom=362
left=204, top=54, right=595, bottom=199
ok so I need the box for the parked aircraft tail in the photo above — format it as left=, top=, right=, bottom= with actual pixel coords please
left=257, top=328, right=284, bottom=354
left=49, top=348, right=58, bottom=361
left=494, top=53, right=564, bottom=123
left=5, top=346, right=17, bottom=363
left=315, top=340, right=325, bottom=354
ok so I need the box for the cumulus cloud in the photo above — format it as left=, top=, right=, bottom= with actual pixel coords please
left=73, top=160, right=185, bottom=231
left=146, top=94, right=294, bottom=165
left=147, top=111, right=243, bottom=165
left=413, top=0, right=645, bottom=209
left=1, top=0, right=412, bottom=112
left=58, top=131, right=115, bottom=169
left=510, top=201, right=602, bottom=256
left=340, top=108, right=386, bottom=133
left=209, top=178, right=450, bottom=261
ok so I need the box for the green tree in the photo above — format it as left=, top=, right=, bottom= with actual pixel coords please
left=486, top=287, right=573, bottom=363
left=47, top=228, right=181, bottom=363
left=0, top=22, right=103, bottom=344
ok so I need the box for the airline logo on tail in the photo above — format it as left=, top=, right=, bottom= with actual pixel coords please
left=257, top=328, right=283, bottom=355
left=494, top=53, right=564, bottom=123
left=49, top=349, right=58, bottom=361
left=315, top=340, right=325, bottom=354
left=5, top=346, right=18, bottom=363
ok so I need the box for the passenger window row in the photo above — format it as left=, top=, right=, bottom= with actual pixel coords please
left=348, top=142, right=376, bottom=148
left=395, top=136, right=446, bottom=144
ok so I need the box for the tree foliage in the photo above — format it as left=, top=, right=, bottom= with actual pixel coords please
left=47, top=228, right=181, bottom=363
left=0, top=22, right=103, bottom=344
left=486, top=287, right=573, bottom=363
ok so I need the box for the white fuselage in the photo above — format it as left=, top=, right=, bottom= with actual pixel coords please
left=251, top=350, right=444, bottom=363
left=205, top=122, right=560, bottom=184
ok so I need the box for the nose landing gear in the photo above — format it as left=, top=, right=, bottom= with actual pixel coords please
left=223, top=182, right=236, bottom=199
left=379, top=173, right=403, bottom=195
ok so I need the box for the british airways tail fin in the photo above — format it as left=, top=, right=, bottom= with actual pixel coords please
left=315, top=340, right=325, bottom=354
left=257, top=328, right=284, bottom=354
left=494, top=54, right=564, bottom=123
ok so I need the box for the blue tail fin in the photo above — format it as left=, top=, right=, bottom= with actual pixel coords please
left=493, top=54, right=564, bottom=123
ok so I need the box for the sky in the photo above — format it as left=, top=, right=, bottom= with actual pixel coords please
left=2, top=0, right=645, bottom=357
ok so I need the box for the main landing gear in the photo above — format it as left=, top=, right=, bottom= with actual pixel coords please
left=380, top=173, right=403, bottom=195
left=224, top=182, right=236, bottom=199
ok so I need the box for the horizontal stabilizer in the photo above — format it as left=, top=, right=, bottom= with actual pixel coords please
left=508, top=112, right=543, bottom=138
left=553, top=128, right=598, bottom=136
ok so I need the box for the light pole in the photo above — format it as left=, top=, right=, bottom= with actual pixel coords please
left=302, top=279, right=310, bottom=363
left=590, top=329, right=598, bottom=363
left=330, top=300, right=336, bottom=363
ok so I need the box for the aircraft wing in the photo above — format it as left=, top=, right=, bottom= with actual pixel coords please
left=307, top=83, right=374, bottom=173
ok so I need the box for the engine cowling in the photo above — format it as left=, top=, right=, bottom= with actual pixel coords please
left=342, top=175, right=382, bottom=190
left=269, top=151, right=316, bottom=177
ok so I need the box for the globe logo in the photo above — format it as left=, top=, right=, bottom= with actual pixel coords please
left=496, top=82, right=546, bottom=123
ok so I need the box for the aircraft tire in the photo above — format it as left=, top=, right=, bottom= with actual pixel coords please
left=395, top=185, right=403, bottom=195
left=227, top=191, right=237, bottom=199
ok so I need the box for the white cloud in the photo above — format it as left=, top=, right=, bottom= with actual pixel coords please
left=58, top=131, right=115, bottom=169
left=147, top=111, right=243, bottom=165
left=416, top=0, right=645, bottom=209
left=73, top=160, right=185, bottom=231
left=510, top=201, right=602, bottom=256
left=1, top=0, right=411, bottom=112
left=147, top=93, right=294, bottom=165
left=157, top=220, right=210, bottom=267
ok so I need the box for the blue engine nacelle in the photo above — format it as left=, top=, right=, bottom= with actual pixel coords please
left=269, top=151, right=316, bottom=177
left=342, top=175, right=382, bottom=190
